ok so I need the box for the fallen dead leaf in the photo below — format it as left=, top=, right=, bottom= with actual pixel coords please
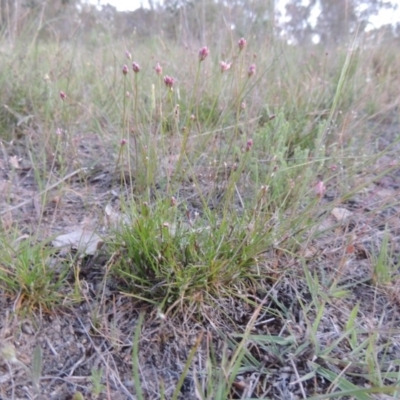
left=9, top=155, right=20, bottom=169
left=331, top=207, right=352, bottom=222
left=52, top=228, right=103, bottom=255
left=376, top=188, right=395, bottom=198
left=104, top=203, right=129, bottom=230
left=302, top=245, right=318, bottom=258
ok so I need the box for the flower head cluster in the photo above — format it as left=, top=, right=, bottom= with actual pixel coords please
left=164, top=75, right=174, bottom=88
left=238, top=37, right=247, bottom=51
left=248, top=64, right=256, bottom=77
left=122, top=64, right=129, bottom=75
left=220, top=61, right=231, bottom=73
left=132, top=62, right=140, bottom=73
left=59, top=91, right=67, bottom=101
left=155, top=62, right=162, bottom=75
left=246, top=138, right=253, bottom=152
left=198, top=46, right=209, bottom=62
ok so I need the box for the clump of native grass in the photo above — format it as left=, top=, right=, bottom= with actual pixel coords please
left=103, top=34, right=399, bottom=313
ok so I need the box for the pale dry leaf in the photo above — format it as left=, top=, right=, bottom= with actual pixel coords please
left=104, top=203, right=129, bottom=229
left=52, top=228, right=103, bottom=255
left=9, top=155, right=20, bottom=169
left=331, top=207, right=352, bottom=222
left=317, top=215, right=336, bottom=232
left=302, top=245, right=318, bottom=258
left=376, top=188, right=395, bottom=198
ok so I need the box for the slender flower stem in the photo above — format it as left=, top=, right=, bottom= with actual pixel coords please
left=133, top=72, right=139, bottom=174
left=175, top=62, right=202, bottom=180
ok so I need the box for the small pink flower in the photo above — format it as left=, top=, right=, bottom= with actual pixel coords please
left=132, top=62, right=140, bottom=73
left=155, top=62, right=162, bottom=75
left=164, top=75, right=174, bottom=88
left=220, top=61, right=231, bottom=73
left=198, top=46, right=209, bottom=62
left=315, top=181, right=326, bottom=198
left=122, top=64, right=129, bottom=75
left=59, top=91, right=66, bottom=100
left=246, top=139, right=253, bottom=152
left=125, top=50, right=132, bottom=60
left=120, top=139, right=127, bottom=146
left=238, top=37, right=247, bottom=51
left=248, top=64, right=256, bottom=77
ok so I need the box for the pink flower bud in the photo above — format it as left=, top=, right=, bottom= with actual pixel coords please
left=238, top=37, right=247, bottom=51
left=59, top=91, right=66, bottom=100
left=248, top=64, right=256, bottom=77
left=164, top=75, right=174, bottom=88
left=125, top=50, right=132, bottom=60
left=132, top=62, right=140, bottom=73
left=220, top=61, right=231, bottom=73
left=155, top=62, right=162, bottom=75
left=315, top=181, right=326, bottom=198
left=122, top=64, right=129, bottom=75
left=120, top=138, right=127, bottom=146
left=246, top=139, right=253, bottom=152
left=198, top=46, right=209, bottom=62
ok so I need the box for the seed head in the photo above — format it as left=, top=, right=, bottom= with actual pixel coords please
left=164, top=75, right=174, bottom=88
left=155, top=62, right=162, bottom=75
left=238, top=37, right=247, bottom=51
left=122, top=64, right=129, bottom=75
left=59, top=91, right=67, bottom=101
left=132, top=62, right=140, bottom=73
left=220, top=61, right=231, bottom=73
left=248, top=64, right=256, bottom=77
left=315, top=181, right=326, bottom=198
left=198, top=46, right=209, bottom=62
